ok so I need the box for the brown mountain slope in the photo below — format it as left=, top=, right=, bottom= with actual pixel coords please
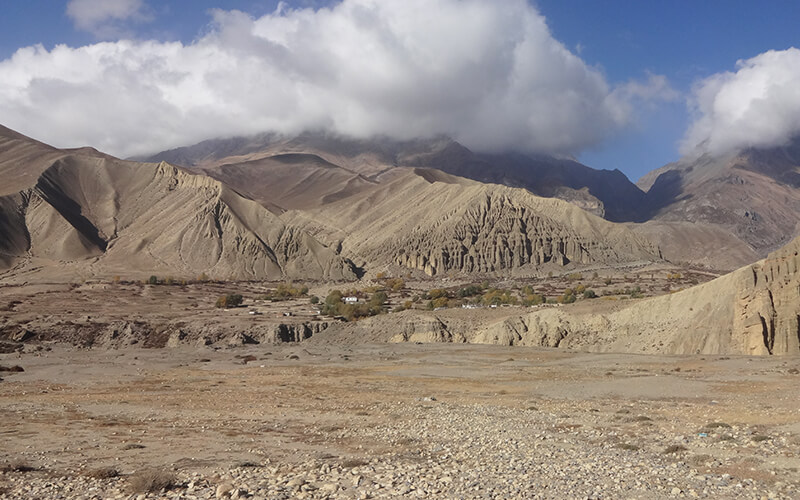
left=140, top=133, right=649, bottom=221
left=0, top=127, right=356, bottom=282
left=637, top=141, right=800, bottom=266
left=199, top=153, right=378, bottom=212
left=282, top=168, right=661, bottom=276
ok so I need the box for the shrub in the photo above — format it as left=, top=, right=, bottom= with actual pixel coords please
left=458, top=285, right=483, bottom=298
left=309, top=295, right=320, bottom=305
left=426, top=288, right=449, bottom=300
left=386, top=278, right=405, bottom=291
left=427, top=296, right=449, bottom=310
left=85, top=467, right=120, bottom=479
left=262, top=283, right=309, bottom=301
left=522, top=293, right=544, bottom=306
left=128, top=469, right=178, bottom=494
left=148, top=275, right=158, bottom=285
left=582, top=289, right=597, bottom=299
left=215, top=294, right=243, bottom=308
left=482, top=288, right=517, bottom=306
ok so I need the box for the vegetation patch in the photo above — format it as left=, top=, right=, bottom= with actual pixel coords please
left=127, top=469, right=179, bottom=494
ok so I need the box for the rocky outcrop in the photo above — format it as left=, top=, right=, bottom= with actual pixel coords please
left=386, top=191, right=659, bottom=276
left=388, top=316, right=465, bottom=343
left=732, top=239, right=800, bottom=354
left=0, top=318, right=333, bottom=348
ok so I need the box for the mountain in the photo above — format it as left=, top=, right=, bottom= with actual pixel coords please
left=0, top=127, right=357, bottom=282
left=282, top=168, right=661, bottom=276
left=139, top=132, right=649, bottom=221
left=637, top=140, right=800, bottom=267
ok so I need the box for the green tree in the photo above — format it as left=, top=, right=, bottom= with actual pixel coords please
left=216, top=294, right=243, bottom=308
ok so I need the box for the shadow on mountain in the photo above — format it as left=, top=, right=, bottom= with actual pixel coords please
left=640, top=169, right=687, bottom=218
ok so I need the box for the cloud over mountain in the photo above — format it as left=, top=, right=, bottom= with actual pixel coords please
left=1, top=0, right=667, bottom=158
left=682, top=47, right=800, bottom=156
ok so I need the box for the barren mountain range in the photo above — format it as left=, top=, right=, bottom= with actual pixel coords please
left=4, top=124, right=800, bottom=281
left=0, top=126, right=356, bottom=282
left=143, top=131, right=800, bottom=271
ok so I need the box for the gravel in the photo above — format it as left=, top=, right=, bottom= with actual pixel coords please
left=2, top=398, right=797, bottom=499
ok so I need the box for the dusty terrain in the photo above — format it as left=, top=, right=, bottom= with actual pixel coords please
left=1, top=343, right=799, bottom=499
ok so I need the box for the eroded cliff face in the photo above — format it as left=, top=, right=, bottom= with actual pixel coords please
left=733, top=239, right=800, bottom=354
left=388, top=193, right=659, bottom=276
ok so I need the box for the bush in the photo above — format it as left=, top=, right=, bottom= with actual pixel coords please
left=262, top=283, right=308, bottom=301
left=560, top=293, right=576, bottom=304
left=426, top=288, right=449, bottom=300
left=215, top=294, right=243, bottom=308
left=309, top=295, right=319, bottom=305
left=148, top=275, right=158, bottom=285
left=427, top=296, right=449, bottom=310
left=128, top=469, right=178, bottom=494
left=385, top=278, right=405, bottom=291
left=582, top=289, right=597, bottom=299
left=522, top=293, right=544, bottom=306
left=457, top=285, right=483, bottom=298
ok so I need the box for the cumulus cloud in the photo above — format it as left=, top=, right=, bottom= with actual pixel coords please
left=682, top=47, right=800, bottom=156
left=66, top=0, right=151, bottom=38
left=2, top=0, right=667, bottom=158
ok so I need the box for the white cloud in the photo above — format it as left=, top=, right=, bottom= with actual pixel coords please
left=682, top=47, right=800, bottom=156
left=66, top=0, right=151, bottom=38
left=2, top=0, right=667, bottom=158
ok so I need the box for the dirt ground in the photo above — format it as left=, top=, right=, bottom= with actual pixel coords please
left=1, top=342, right=799, bottom=498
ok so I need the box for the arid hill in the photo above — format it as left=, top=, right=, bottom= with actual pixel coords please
left=282, top=168, right=661, bottom=276
left=0, top=127, right=356, bottom=282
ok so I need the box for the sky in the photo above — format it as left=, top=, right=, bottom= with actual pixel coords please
left=1, top=1, right=799, bottom=181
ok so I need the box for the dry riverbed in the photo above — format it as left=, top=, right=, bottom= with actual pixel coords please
left=1, top=343, right=799, bottom=499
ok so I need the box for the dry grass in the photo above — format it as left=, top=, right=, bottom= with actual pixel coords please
left=686, top=454, right=713, bottom=466
left=663, top=445, right=688, bottom=454
left=616, top=443, right=640, bottom=451
left=127, top=469, right=178, bottom=494
left=121, top=443, right=146, bottom=450
left=1, top=461, right=37, bottom=473
left=84, top=467, right=120, bottom=479
left=340, top=458, right=369, bottom=469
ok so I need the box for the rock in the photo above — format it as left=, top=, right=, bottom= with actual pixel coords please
left=216, top=481, right=234, bottom=499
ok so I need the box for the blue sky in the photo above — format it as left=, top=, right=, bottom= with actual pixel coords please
left=536, top=0, right=800, bottom=178
left=1, top=1, right=799, bottom=181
